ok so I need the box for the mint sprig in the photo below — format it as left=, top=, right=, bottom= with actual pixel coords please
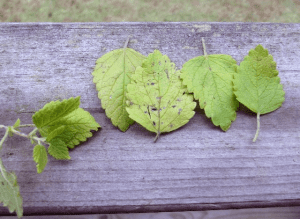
left=32, top=96, right=100, bottom=156
left=0, top=96, right=100, bottom=218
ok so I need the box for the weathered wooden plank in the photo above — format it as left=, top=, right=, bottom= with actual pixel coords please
left=1, top=206, right=300, bottom=219
left=0, top=22, right=300, bottom=216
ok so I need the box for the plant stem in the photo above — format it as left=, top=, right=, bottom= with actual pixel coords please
left=11, top=127, right=45, bottom=143
left=202, top=37, right=208, bottom=57
left=1, top=124, right=46, bottom=147
left=10, top=128, right=30, bottom=138
left=253, top=112, right=260, bottom=142
left=123, top=36, right=130, bottom=49
left=28, top=127, right=38, bottom=137
left=0, top=127, right=9, bottom=151
left=154, top=131, right=160, bottom=143
left=19, top=124, right=36, bottom=127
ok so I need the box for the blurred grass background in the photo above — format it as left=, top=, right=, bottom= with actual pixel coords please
left=0, top=0, right=299, bottom=22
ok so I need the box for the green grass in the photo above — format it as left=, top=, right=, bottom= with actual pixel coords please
left=0, top=0, right=300, bottom=22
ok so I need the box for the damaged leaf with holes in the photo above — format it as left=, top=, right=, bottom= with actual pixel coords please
left=126, top=50, right=196, bottom=142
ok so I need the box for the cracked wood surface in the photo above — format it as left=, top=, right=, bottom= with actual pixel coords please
left=0, top=22, right=300, bottom=216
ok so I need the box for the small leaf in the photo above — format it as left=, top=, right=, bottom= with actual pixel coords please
left=92, top=41, right=145, bottom=132
left=8, top=126, right=13, bottom=137
left=32, top=96, right=100, bottom=159
left=48, top=138, right=71, bottom=160
left=12, top=118, right=21, bottom=129
left=180, top=38, right=239, bottom=131
left=233, top=44, right=285, bottom=142
left=33, top=144, right=48, bottom=173
left=0, top=159, right=23, bottom=218
left=126, top=50, right=196, bottom=142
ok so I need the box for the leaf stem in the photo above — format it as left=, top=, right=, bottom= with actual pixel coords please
left=0, top=127, right=9, bottom=151
left=10, top=127, right=31, bottom=138
left=19, top=124, right=36, bottom=127
left=11, top=127, right=45, bottom=143
left=154, top=131, right=160, bottom=143
left=253, top=112, right=260, bottom=142
left=154, top=96, right=162, bottom=143
left=1, top=124, right=46, bottom=147
left=202, top=37, right=208, bottom=57
left=123, top=36, right=130, bottom=49
left=28, top=127, right=38, bottom=137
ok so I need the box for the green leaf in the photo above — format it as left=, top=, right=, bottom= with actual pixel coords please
left=46, top=125, right=66, bottom=142
left=12, top=118, right=20, bottom=129
left=32, top=97, right=80, bottom=129
left=8, top=126, right=13, bottom=137
left=0, top=159, right=23, bottom=218
left=180, top=38, right=239, bottom=131
left=33, top=144, right=48, bottom=173
left=32, top=96, right=100, bottom=159
left=126, top=50, right=196, bottom=142
left=48, top=138, right=71, bottom=160
left=233, top=44, right=285, bottom=142
left=92, top=40, right=145, bottom=132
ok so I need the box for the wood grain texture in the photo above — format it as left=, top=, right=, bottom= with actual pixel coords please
left=1, top=206, right=300, bottom=219
left=0, top=22, right=300, bottom=216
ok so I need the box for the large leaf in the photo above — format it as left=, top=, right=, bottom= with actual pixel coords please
left=126, top=50, right=196, bottom=142
left=32, top=96, right=100, bottom=159
left=0, top=159, right=23, bottom=218
left=92, top=42, right=145, bottom=131
left=233, top=44, right=285, bottom=141
left=32, top=97, right=80, bottom=129
left=180, top=38, right=239, bottom=131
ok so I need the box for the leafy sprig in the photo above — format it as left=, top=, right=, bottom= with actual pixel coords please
left=0, top=96, right=100, bottom=218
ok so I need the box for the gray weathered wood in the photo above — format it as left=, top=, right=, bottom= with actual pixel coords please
left=1, top=206, right=300, bottom=219
left=0, top=22, right=300, bottom=216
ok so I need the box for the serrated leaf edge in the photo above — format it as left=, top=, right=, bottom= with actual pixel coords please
left=0, top=159, right=23, bottom=218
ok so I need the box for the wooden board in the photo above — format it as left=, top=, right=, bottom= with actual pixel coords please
left=1, top=206, right=300, bottom=219
left=0, top=22, right=300, bottom=216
